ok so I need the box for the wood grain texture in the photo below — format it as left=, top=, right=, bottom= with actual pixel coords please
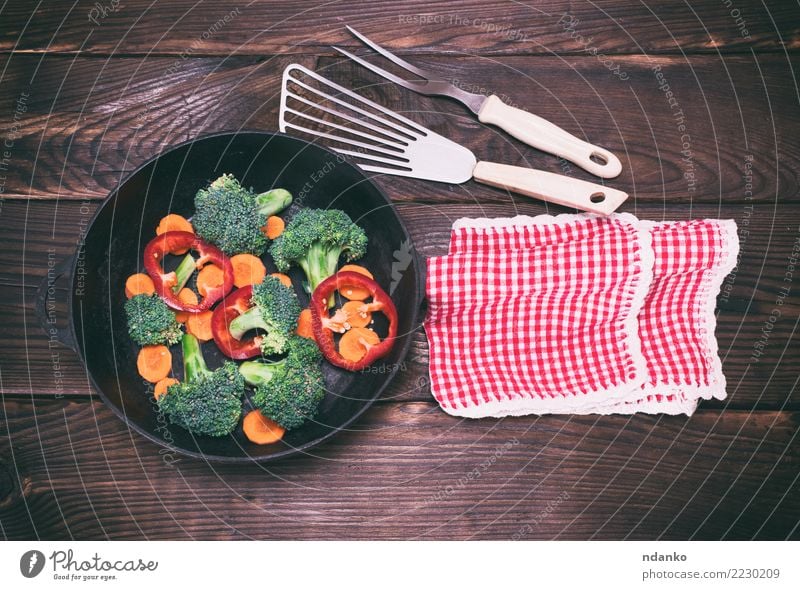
left=1, top=0, right=798, bottom=543
left=1, top=398, right=798, bottom=540
left=0, top=0, right=797, bottom=56
left=1, top=199, right=797, bottom=409
left=0, top=54, right=797, bottom=204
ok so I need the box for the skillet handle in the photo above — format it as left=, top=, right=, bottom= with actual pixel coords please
left=35, top=256, right=78, bottom=351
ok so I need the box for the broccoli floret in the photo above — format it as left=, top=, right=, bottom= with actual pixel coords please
left=269, top=208, right=367, bottom=295
left=193, top=173, right=292, bottom=256
left=227, top=275, right=301, bottom=356
left=239, top=336, right=325, bottom=430
left=282, top=334, right=324, bottom=367
left=125, top=294, right=182, bottom=346
left=158, top=333, right=245, bottom=437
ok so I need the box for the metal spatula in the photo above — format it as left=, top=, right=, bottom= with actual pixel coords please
left=279, top=64, right=628, bottom=215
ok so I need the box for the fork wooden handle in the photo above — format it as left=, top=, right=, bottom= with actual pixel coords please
left=478, top=95, right=622, bottom=179
left=473, top=161, right=629, bottom=215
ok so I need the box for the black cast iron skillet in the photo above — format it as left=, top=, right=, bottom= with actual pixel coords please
left=36, top=131, right=423, bottom=463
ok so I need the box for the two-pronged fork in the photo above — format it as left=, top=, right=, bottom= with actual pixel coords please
left=333, top=26, right=622, bottom=179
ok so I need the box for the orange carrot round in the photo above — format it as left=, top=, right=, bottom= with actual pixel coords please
left=154, top=377, right=178, bottom=400
left=338, top=327, right=380, bottom=363
left=137, top=345, right=172, bottom=383
left=263, top=215, right=285, bottom=240
left=156, top=214, right=194, bottom=253
left=186, top=310, right=214, bottom=342
left=231, top=253, right=266, bottom=288
left=125, top=273, right=155, bottom=298
left=156, top=214, right=194, bottom=235
left=196, top=264, right=224, bottom=297
left=270, top=272, right=292, bottom=288
left=296, top=308, right=315, bottom=340
left=341, top=300, right=372, bottom=328
left=243, top=410, right=286, bottom=444
left=174, top=288, right=198, bottom=323
left=338, top=265, right=374, bottom=300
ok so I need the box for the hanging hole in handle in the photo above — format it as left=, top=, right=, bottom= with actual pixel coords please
left=590, top=152, right=608, bottom=166
left=590, top=192, right=606, bottom=203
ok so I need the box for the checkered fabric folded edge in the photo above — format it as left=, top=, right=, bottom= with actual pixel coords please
left=425, top=212, right=655, bottom=418
left=429, top=214, right=738, bottom=418
left=636, top=219, right=740, bottom=403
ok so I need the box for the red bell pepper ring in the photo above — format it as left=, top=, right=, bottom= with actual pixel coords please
left=210, top=285, right=261, bottom=360
left=310, top=271, right=398, bottom=371
left=143, top=230, right=233, bottom=312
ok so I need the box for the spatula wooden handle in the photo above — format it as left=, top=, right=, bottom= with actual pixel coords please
left=473, top=161, right=628, bottom=215
left=478, top=95, right=622, bottom=179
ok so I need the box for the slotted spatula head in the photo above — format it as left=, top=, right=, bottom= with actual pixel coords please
left=279, top=64, right=477, bottom=184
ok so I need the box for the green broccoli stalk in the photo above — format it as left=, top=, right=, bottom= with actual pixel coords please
left=171, top=253, right=196, bottom=294
left=259, top=189, right=292, bottom=215
left=227, top=276, right=301, bottom=356
left=268, top=208, right=368, bottom=296
left=192, top=173, right=292, bottom=256
left=125, top=294, right=182, bottom=345
left=239, top=336, right=325, bottom=430
left=158, top=333, right=245, bottom=437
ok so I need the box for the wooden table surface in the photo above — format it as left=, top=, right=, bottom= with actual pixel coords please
left=1, top=0, right=798, bottom=540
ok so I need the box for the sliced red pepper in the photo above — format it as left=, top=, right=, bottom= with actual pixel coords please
left=210, top=285, right=261, bottom=360
left=144, top=231, right=233, bottom=312
left=310, top=271, right=397, bottom=371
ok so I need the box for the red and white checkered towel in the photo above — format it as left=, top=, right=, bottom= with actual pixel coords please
left=424, top=213, right=738, bottom=417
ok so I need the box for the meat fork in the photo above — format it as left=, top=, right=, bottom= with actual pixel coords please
left=333, top=26, right=623, bottom=179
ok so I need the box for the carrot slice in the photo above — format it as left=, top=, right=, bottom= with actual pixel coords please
left=243, top=410, right=286, bottom=444
left=341, top=300, right=372, bottom=328
left=296, top=308, right=315, bottom=340
left=156, top=214, right=194, bottom=253
left=137, top=345, right=172, bottom=383
left=154, top=377, right=178, bottom=400
left=339, top=265, right=373, bottom=278
left=156, top=213, right=194, bottom=235
left=338, top=327, right=380, bottom=363
left=125, top=273, right=155, bottom=298
left=186, top=310, right=214, bottom=342
left=196, top=264, right=224, bottom=297
left=231, top=253, right=266, bottom=288
left=262, top=216, right=285, bottom=240
left=174, top=288, right=198, bottom=323
left=338, top=265, right=374, bottom=300
left=270, top=272, right=292, bottom=288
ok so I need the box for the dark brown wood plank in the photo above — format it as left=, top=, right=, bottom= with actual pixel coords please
left=1, top=199, right=797, bottom=408
left=0, top=0, right=796, bottom=55
left=1, top=398, right=798, bottom=540
left=0, top=54, right=797, bottom=204
left=0, top=54, right=316, bottom=200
